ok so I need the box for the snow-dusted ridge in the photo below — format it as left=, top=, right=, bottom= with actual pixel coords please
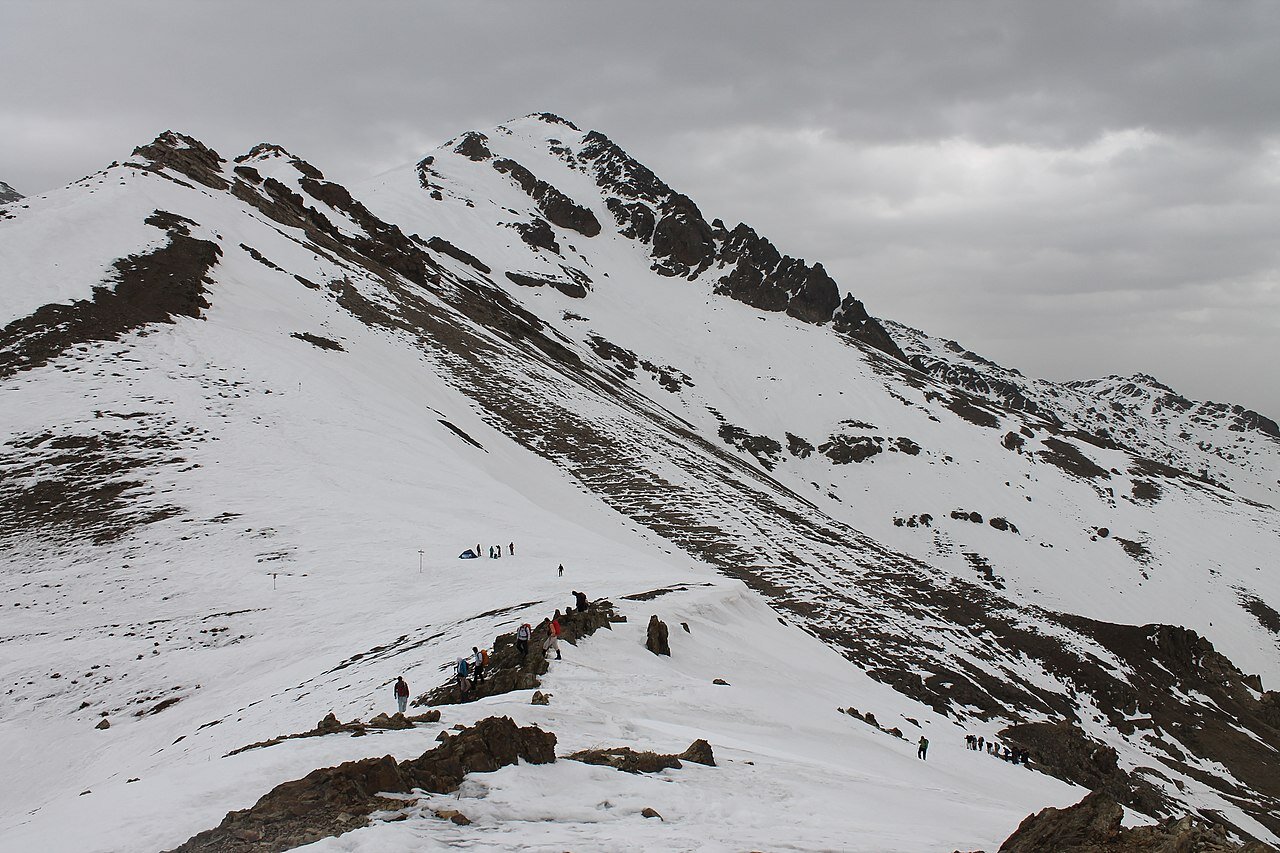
left=1, top=115, right=1278, bottom=850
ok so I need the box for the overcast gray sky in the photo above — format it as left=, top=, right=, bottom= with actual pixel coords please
left=3, top=1, right=1278, bottom=417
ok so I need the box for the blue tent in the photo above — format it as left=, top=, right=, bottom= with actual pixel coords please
left=458, top=549, right=478, bottom=559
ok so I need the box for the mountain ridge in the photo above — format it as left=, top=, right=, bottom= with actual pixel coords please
left=1, top=117, right=1278, bottom=850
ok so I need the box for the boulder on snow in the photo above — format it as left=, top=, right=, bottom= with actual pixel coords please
left=641, top=807, right=663, bottom=820
left=367, top=713, right=413, bottom=730
left=95, top=718, right=110, bottom=730
left=679, top=739, right=716, bottom=766
left=712, top=678, right=730, bottom=686
left=646, top=615, right=671, bottom=656
left=531, top=691, right=550, bottom=705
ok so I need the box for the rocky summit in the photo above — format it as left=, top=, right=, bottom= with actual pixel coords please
left=0, top=113, right=1277, bottom=851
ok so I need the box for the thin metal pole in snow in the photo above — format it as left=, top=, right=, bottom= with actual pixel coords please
left=272, top=572, right=278, bottom=590
left=418, top=550, right=424, bottom=574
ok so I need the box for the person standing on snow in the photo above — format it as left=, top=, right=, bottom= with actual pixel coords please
left=508, top=542, right=514, bottom=556
left=394, top=676, right=409, bottom=714
left=454, top=656, right=470, bottom=701
left=558, top=564, right=564, bottom=577
left=917, top=736, right=929, bottom=760
left=516, top=622, right=532, bottom=658
left=544, top=612, right=563, bottom=660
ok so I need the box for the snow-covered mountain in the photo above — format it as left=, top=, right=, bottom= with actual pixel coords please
left=0, top=180, right=22, bottom=205
left=1, top=114, right=1277, bottom=851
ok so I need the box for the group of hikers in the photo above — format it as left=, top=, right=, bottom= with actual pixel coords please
left=393, top=590, right=594, bottom=707
left=965, top=734, right=1030, bottom=764
left=464, top=542, right=515, bottom=559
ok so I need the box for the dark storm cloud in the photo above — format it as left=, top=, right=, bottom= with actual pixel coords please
left=2, top=0, right=1277, bottom=414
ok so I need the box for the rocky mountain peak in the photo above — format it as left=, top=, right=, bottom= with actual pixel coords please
left=0, top=180, right=21, bottom=204
left=130, top=130, right=228, bottom=190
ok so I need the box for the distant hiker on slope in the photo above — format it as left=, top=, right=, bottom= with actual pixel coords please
left=509, top=541, right=514, bottom=556
left=545, top=612, right=563, bottom=660
left=573, top=590, right=588, bottom=612
left=394, top=676, right=409, bottom=714
left=454, top=656, right=471, bottom=701
left=917, top=736, right=929, bottom=760
left=558, top=564, right=564, bottom=577
left=472, top=646, right=487, bottom=684
left=516, top=622, right=532, bottom=658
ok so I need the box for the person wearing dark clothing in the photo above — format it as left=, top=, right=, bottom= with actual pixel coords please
left=471, top=647, right=486, bottom=684
left=509, top=542, right=514, bottom=555
left=516, top=623, right=532, bottom=658
left=558, top=564, right=564, bottom=577
left=394, top=676, right=409, bottom=714
left=476, top=544, right=481, bottom=558
left=977, top=736, right=984, bottom=751
left=917, top=736, right=929, bottom=760
left=573, top=590, right=588, bottom=612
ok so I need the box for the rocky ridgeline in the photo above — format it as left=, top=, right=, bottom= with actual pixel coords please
left=414, top=599, right=624, bottom=706
left=224, top=710, right=442, bottom=757
left=0, top=180, right=22, bottom=205
left=568, top=738, right=715, bottom=773
left=989, top=790, right=1277, bottom=852
left=167, top=716, right=556, bottom=853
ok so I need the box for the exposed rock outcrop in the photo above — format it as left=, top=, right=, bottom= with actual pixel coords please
left=645, top=615, right=671, bottom=656
left=997, top=791, right=1275, bottom=852
left=169, top=716, right=556, bottom=853
left=568, top=738, right=714, bottom=773
left=415, top=599, right=622, bottom=706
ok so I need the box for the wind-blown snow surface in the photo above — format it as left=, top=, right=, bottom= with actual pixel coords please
left=1, top=114, right=1278, bottom=850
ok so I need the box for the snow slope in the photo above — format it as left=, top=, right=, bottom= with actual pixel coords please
left=1, top=117, right=1278, bottom=849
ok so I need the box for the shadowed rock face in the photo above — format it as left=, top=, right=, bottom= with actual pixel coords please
left=996, top=791, right=1276, bottom=852
left=0, top=180, right=21, bottom=204
left=167, top=717, right=556, bottom=853
left=570, top=130, right=905, bottom=360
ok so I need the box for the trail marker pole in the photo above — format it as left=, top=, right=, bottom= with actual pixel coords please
left=271, top=572, right=278, bottom=590
left=418, top=550, right=424, bottom=574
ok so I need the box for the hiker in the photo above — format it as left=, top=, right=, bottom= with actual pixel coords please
left=472, top=646, right=486, bottom=684
left=394, top=676, right=409, bottom=714
left=545, top=612, right=563, bottom=660
left=454, top=656, right=471, bottom=700
left=917, top=736, right=929, bottom=760
left=476, top=544, right=481, bottom=558
left=558, top=564, right=564, bottom=577
left=573, top=590, right=588, bottom=612
left=516, top=622, right=532, bottom=658
left=509, top=541, right=514, bottom=556
left=977, top=735, right=984, bottom=751
left=965, top=734, right=974, bottom=750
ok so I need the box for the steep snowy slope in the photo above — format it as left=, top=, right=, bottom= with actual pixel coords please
left=1, top=117, right=1278, bottom=849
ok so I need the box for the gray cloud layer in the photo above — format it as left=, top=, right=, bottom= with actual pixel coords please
left=3, top=0, right=1277, bottom=415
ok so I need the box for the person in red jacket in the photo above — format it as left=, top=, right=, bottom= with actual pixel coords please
left=544, top=612, right=563, bottom=660
left=394, top=676, right=409, bottom=714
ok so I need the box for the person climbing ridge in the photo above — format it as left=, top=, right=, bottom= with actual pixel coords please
left=573, top=590, right=588, bottom=613
left=516, top=622, right=532, bottom=658
left=917, top=736, right=929, bottom=760
left=394, top=676, right=409, bottom=714
left=545, top=612, right=562, bottom=660
left=472, top=646, right=486, bottom=684
left=454, top=656, right=470, bottom=701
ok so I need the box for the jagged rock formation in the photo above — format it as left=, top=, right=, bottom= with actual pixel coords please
left=996, top=791, right=1276, bottom=852
left=167, top=717, right=556, bottom=853
left=0, top=180, right=21, bottom=205
left=567, top=738, right=715, bottom=773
